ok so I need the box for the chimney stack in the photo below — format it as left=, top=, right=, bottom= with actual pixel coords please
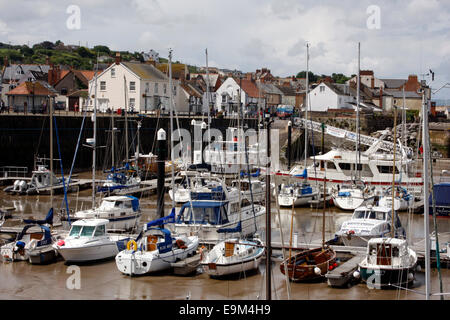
left=115, top=52, right=121, bottom=65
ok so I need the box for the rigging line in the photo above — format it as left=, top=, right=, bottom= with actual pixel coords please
left=35, top=115, right=47, bottom=159
left=428, top=128, right=444, bottom=300
left=53, top=116, right=70, bottom=224
left=273, top=175, right=292, bottom=299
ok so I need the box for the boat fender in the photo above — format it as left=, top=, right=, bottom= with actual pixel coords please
left=416, top=265, right=421, bottom=272
left=127, top=240, right=137, bottom=251
left=199, top=246, right=205, bottom=261
left=57, top=240, right=65, bottom=247
left=353, top=271, right=360, bottom=279
left=314, top=267, right=321, bottom=275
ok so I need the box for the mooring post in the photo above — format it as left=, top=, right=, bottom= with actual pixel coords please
left=157, top=128, right=167, bottom=218
left=287, top=120, right=292, bottom=171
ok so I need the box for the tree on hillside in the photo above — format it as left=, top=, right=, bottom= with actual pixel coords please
left=77, top=46, right=95, bottom=59
left=296, top=71, right=319, bottom=82
left=33, top=41, right=55, bottom=50
left=93, top=45, right=111, bottom=56
left=332, top=73, right=350, bottom=84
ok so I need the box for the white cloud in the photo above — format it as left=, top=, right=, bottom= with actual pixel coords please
left=0, top=0, right=448, bottom=97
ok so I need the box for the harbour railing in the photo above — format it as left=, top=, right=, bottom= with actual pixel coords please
left=0, top=166, right=28, bottom=178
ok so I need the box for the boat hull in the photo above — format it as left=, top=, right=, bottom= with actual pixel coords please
left=359, top=265, right=416, bottom=288
left=333, top=196, right=375, bottom=211
left=55, top=241, right=124, bottom=262
left=280, top=247, right=337, bottom=282
left=203, top=255, right=262, bottom=277
left=115, top=237, right=199, bottom=275
left=278, top=194, right=315, bottom=207
left=28, top=247, right=58, bottom=264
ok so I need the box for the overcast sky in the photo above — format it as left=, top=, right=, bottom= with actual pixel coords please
left=1, top=0, right=449, bottom=98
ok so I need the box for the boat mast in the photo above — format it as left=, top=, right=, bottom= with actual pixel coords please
left=168, top=48, right=175, bottom=209
left=391, top=106, right=397, bottom=238
left=265, top=116, right=272, bottom=301
left=111, top=113, right=115, bottom=168
left=304, top=43, right=309, bottom=171
left=205, top=48, right=212, bottom=180
left=49, top=93, right=53, bottom=211
left=92, top=72, right=98, bottom=209
left=421, top=89, right=431, bottom=300
left=124, top=76, right=129, bottom=163
left=355, top=42, right=360, bottom=180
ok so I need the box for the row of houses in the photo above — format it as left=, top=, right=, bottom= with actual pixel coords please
left=0, top=51, right=432, bottom=117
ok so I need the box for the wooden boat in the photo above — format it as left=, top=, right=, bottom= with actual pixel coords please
left=280, top=247, right=337, bottom=281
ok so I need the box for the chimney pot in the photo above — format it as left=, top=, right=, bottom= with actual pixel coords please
left=115, top=52, right=121, bottom=65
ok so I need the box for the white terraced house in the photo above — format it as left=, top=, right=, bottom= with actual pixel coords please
left=87, top=54, right=188, bottom=113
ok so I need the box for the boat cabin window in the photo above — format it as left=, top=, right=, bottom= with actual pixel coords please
left=353, top=211, right=366, bottom=219
left=376, top=243, right=392, bottom=265
left=69, top=225, right=82, bottom=237
left=338, top=163, right=351, bottom=171
left=327, top=162, right=336, bottom=170
left=99, top=200, right=115, bottom=210
left=115, top=201, right=123, bottom=208
left=80, top=226, right=95, bottom=237
left=352, top=210, right=386, bottom=220
left=94, top=225, right=106, bottom=236
left=377, top=165, right=399, bottom=174
left=392, top=246, right=400, bottom=257
left=123, top=201, right=132, bottom=209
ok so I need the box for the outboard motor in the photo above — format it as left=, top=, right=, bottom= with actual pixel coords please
left=18, top=180, right=27, bottom=192
left=13, top=180, right=21, bottom=191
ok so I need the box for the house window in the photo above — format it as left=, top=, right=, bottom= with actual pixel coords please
left=155, top=83, right=158, bottom=94
left=61, top=88, right=68, bottom=95
left=163, top=84, right=167, bottom=94
left=222, top=95, right=227, bottom=103
left=111, top=68, right=115, bottom=77
left=145, top=82, right=149, bottom=93
left=100, top=81, right=106, bottom=91
left=130, top=81, right=136, bottom=91
left=320, top=86, right=325, bottom=92
left=173, top=85, right=177, bottom=96
left=129, top=98, right=135, bottom=109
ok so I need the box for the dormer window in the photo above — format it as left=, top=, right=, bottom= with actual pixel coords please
left=320, top=86, right=325, bottom=92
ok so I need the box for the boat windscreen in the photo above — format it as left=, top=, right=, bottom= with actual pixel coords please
left=99, top=200, right=115, bottom=210
left=352, top=211, right=366, bottom=219
left=69, top=225, right=82, bottom=236
left=80, top=226, right=95, bottom=237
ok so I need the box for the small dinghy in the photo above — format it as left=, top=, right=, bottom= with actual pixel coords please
left=280, top=247, right=337, bottom=282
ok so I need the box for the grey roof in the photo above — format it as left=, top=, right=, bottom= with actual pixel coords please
left=122, top=62, right=167, bottom=81
left=275, top=85, right=296, bottom=96
left=321, top=82, right=372, bottom=100
left=2, top=64, right=50, bottom=83
left=383, top=89, right=421, bottom=98
left=380, top=78, right=407, bottom=89
left=257, top=82, right=283, bottom=95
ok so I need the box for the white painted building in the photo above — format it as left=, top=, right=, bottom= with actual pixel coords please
left=214, top=77, right=260, bottom=116
left=87, top=60, right=188, bottom=113
left=308, top=82, right=356, bottom=111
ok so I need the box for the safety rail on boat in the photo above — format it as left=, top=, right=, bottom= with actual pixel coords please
left=296, top=118, right=413, bottom=155
left=0, top=166, right=28, bottom=178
